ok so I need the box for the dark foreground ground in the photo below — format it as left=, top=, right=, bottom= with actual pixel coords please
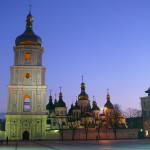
left=0, top=139, right=150, bottom=150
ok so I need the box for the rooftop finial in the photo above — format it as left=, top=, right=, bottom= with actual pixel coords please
left=107, top=88, right=109, bottom=95
left=29, top=4, right=32, bottom=14
left=82, top=75, right=84, bottom=83
left=49, top=90, right=52, bottom=101
left=106, top=88, right=110, bottom=101
left=55, top=93, right=57, bottom=99
left=59, top=86, right=62, bottom=92
left=93, top=96, right=95, bottom=101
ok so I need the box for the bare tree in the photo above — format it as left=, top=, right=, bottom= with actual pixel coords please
left=114, top=104, right=122, bottom=113
left=108, top=104, right=123, bottom=139
left=124, top=108, right=142, bottom=118
left=95, top=119, right=105, bottom=140
left=55, top=118, right=66, bottom=141
left=69, top=122, right=78, bottom=140
left=82, top=121, right=90, bottom=140
left=59, top=121, right=66, bottom=141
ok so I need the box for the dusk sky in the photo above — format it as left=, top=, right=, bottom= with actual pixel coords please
left=1, top=0, right=150, bottom=113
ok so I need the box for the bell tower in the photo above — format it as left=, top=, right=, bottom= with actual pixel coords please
left=5, top=10, right=47, bottom=140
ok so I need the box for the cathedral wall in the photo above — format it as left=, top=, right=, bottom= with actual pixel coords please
left=45, top=128, right=139, bottom=140
left=2, top=126, right=139, bottom=140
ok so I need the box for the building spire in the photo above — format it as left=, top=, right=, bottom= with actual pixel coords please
left=107, top=88, right=109, bottom=95
left=59, top=86, right=62, bottom=92
left=59, top=86, right=63, bottom=100
left=81, top=76, right=85, bottom=92
left=29, top=4, right=32, bottom=14
left=82, top=75, right=84, bottom=83
left=15, top=5, right=42, bottom=46
left=106, top=88, right=110, bottom=101
left=54, top=93, right=57, bottom=105
left=26, top=6, right=33, bottom=29
left=49, top=90, right=52, bottom=102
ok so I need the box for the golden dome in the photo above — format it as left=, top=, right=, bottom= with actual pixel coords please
left=15, top=12, right=42, bottom=46
left=78, top=82, right=89, bottom=100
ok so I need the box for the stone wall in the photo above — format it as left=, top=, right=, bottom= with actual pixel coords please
left=46, top=128, right=139, bottom=140
left=0, top=131, right=6, bottom=140
left=0, top=128, right=139, bottom=140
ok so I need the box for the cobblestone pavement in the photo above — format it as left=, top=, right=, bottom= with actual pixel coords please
left=0, top=139, right=150, bottom=150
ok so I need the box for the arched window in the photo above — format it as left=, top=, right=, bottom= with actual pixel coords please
left=24, top=94, right=31, bottom=112
left=25, top=52, right=31, bottom=62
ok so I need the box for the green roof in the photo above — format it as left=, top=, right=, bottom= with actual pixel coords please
left=72, top=102, right=80, bottom=110
left=46, top=101, right=55, bottom=110
left=92, top=105, right=100, bottom=110
left=55, top=100, right=66, bottom=107
left=104, top=101, right=114, bottom=109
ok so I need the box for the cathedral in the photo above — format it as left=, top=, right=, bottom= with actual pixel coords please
left=3, top=11, right=126, bottom=140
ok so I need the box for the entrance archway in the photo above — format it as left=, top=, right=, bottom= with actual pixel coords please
left=22, top=131, right=29, bottom=140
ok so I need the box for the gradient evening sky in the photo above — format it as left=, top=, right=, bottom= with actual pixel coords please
left=0, top=0, right=150, bottom=113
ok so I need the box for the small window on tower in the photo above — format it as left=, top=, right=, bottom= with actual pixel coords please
left=25, top=52, right=31, bottom=62
left=25, top=73, right=30, bottom=79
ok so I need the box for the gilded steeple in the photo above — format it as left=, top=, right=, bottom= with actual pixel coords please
left=104, top=89, right=114, bottom=109
left=59, top=86, right=63, bottom=100
left=106, top=88, right=110, bottom=101
left=46, top=90, right=55, bottom=111
left=78, top=76, right=89, bottom=100
left=15, top=7, right=42, bottom=46
left=49, top=90, right=52, bottom=102
left=26, top=11, right=33, bottom=29
left=81, top=75, right=85, bottom=91
left=54, top=94, right=57, bottom=105
left=55, top=87, right=66, bottom=107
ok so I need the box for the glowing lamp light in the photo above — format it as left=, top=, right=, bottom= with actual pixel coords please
left=145, top=130, right=148, bottom=136
left=140, top=129, right=143, bottom=132
left=54, top=130, right=59, bottom=133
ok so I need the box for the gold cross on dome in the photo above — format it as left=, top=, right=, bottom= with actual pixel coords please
left=107, top=88, right=109, bottom=95
left=82, top=75, right=84, bottom=82
left=59, top=86, right=62, bottom=92
left=29, top=4, right=32, bottom=13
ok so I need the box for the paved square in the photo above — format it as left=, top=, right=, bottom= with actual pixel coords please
left=0, top=139, right=150, bottom=150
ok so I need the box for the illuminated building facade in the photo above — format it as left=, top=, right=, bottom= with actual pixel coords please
left=141, top=87, right=150, bottom=137
left=46, top=80, right=127, bottom=131
left=5, top=11, right=47, bottom=140
left=3, top=11, right=126, bottom=140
